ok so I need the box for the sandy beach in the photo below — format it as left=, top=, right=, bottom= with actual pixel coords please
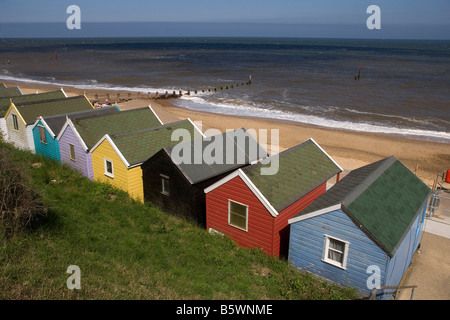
left=6, top=81, right=448, bottom=187
left=3, top=80, right=450, bottom=300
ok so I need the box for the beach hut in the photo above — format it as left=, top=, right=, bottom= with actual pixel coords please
left=57, top=106, right=162, bottom=180
left=89, top=118, right=204, bottom=202
left=31, top=106, right=119, bottom=162
left=4, top=95, right=93, bottom=151
left=204, top=138, right=342, bottom=258
left=288, top=156, right=431, bottom=299
left=141, top=128, right=268, bottom=227
left=0, top=89, right=67, bottom=142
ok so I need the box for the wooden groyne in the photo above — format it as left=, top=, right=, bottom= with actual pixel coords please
left=82, top=76, right=252, bottom=105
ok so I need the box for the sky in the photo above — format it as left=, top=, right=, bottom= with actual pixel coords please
left=0, top=0, right=449, bottom=39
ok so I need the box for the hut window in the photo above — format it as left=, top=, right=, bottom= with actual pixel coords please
left=161, top=175, right=170, bottom=196
left=69, top=144, right=76, bottom=161
left=228, top=200, right=248, bottom=231
left=38, top=126, right=47, bottom=144
left=104, top=158, right=114, bottom=178
left=323, top=235, right=349, bottom=269
left=12, top=114, right=19, bottom=130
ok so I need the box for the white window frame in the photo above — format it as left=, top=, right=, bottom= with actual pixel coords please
left=228, top=199, right=249, bottom=232
left=322, top=234, right=349, bottom=269
left=12, top=114, right=19, bottom=131
left=104, top=158, right=114, bottom=178
left=69, top=143, right=76, bottom=161
left=38, top=125, right=47, bottom=144
left=161, top=174, right=170, bottom=196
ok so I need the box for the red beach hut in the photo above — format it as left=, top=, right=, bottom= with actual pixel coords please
left=204, top=138, right=342, bottom=258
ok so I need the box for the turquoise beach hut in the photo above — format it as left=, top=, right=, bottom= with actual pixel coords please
left=31, top=106, right=119, bottom=162
left=288, top=156, right=431, bottom=299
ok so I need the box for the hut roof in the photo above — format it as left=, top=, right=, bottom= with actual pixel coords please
left=290, top=156, right=431, bottom=256
left=36, top=106, right=119, bottom=137
left=243, top=138, right=342, bottom=212
left=0, top=90, right=67, bottom=117
left=12, top=96, right=93, bottom=124
left=158, top=128, right=268, bottom=184
left=0, top=86, right=22, bottom=98
left=71, top=107, right=162, bottom=149
left=95, top=119, right=203, bottom=167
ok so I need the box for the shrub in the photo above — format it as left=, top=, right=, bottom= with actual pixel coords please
left=0, top=148, right=47, bottom=237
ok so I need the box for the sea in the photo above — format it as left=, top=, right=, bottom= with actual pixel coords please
left=1, top=37, right=449, bottom=143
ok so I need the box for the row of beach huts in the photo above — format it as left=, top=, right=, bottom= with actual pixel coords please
left=0, top=84, right=431, bottom=299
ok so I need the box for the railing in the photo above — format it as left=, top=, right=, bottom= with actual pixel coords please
left=428, top=172, right=450, bottom=218
left=368, top=285, right=418, bottom=300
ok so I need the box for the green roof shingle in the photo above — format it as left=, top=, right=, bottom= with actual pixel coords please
left=110, top=119, right=201, bottom=166
left=72, top=107, right=163, bottom=149
left=0, top=90, right=67, bottom=117
left=161, top=128, right=268, bottom=184
left=14, top=96, right=93, bottom=124
left=295, top=156, right=431, bottom=256
left=244, top=138, right=342, bottom=212
left=0, top=86, right=22, bottom=98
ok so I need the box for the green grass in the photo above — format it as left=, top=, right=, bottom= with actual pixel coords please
left=0, top=142, right=358, bottom=300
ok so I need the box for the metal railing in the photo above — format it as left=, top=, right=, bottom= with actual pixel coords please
left=369, top=285, right=418, bottom=300
left=428, top=172, right=450, bottom=218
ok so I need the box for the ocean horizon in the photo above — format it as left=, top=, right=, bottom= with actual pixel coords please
left=1, top=37, right=449, bottom=143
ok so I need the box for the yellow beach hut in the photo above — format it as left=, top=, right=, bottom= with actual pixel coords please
left=89, top=119, right=204, bottom=202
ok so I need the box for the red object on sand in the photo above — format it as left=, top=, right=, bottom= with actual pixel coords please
left=445, top=169, right=450, bottom=183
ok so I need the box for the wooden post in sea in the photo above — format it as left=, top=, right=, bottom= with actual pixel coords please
left=147, top=92, right=151, bottom=99
left=155, top=92, right=159, bottom=99
left=249, top=75, right=252, bottom=85
left=165, top=91, right=169, bottom=99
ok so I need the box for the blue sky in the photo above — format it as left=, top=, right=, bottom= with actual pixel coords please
left=1, top=0, right=449, bottom=39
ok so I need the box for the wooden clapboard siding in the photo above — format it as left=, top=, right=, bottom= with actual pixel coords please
left=143, top=151, right=193, bottom=221
left=127, top=166, right=144, bottom=202
left=273, top=182, right=327, bottom=258
left=26, top=125, right=36, bottom=153
left=91, top=138, right=145, bottom=202
left=59, top=124, right=93, bottom=179
left=206, top=175, right=275, bottom=256
left=0, top=118, right=8, bottom=141
left=5, top=108, right=28, bottom=150
left=289, top=208, right=388, bottom=295
left=142, top=149, right=237, bottom=227
left=384, top=203, right=427, bottom=289
left=91, top=138, right=129, bottom=194
left=32, top=121, right=61, bottom=162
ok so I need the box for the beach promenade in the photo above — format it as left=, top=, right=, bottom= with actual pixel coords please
left=5, top=82, right=450, bottom=300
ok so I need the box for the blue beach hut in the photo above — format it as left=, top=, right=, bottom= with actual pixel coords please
left=288, top=156, right=431, bottom=299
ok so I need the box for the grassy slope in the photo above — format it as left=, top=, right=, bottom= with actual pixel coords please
left=0, top=142, right=357, bottom=300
